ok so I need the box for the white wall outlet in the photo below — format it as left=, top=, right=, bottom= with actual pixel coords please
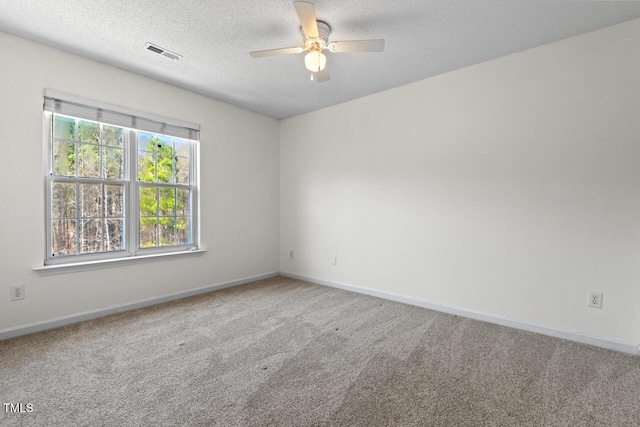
left=289, top=250, right=295, bottom=259
left=331, top=256, right=337, bottom=265
left=10, top=285, right=25, bottom=301
left=587, top=291, right=603, bottom=309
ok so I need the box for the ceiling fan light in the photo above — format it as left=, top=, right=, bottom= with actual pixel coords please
left=304, top=51, right=326, bottom=72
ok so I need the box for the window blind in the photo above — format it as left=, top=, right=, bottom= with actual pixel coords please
left=43, top=90, right=200, bottom=140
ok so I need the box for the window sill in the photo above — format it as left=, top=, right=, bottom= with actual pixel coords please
left=33, top=249, right=207, bottom=276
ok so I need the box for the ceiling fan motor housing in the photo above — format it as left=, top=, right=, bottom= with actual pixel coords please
left=302, top=20, right=331, bottom=50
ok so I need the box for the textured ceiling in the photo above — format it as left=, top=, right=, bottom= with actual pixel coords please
left=1, top=1, right=640, bottom=119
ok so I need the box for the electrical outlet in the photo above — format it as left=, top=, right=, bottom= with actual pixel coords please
left=331, top=256, right=337, bottom=265
left=587, top=291, right=603, bottom=309
left=10, top=285, right=25, bottom=301
left=289, top=250, right=295, bottom=259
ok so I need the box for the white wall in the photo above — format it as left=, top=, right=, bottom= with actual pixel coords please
left=0, top=31, right=280, bottom=332
left=280, top=19, right=640, bottom=345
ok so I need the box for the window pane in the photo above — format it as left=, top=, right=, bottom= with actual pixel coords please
left=175, top=156, right=189, bottom=184
left=140, top=186, right=157, bottom=217
left=103, top=125, right=124, bottom=147
left=77, top=143, right=100, bottom=178
left=51, top=182, right=76, bottom=218
left=52, top=141, right=75, bottom=176
left=80, top=183, right=102, bottom=218
left=174, top=138, right=189, bottom=157
left=138, top=132, right=156, bottom=152
left=159, top=188, right=175, bottom=217
left=54, top=116, right=75, bottom=140
left=79, top=219, right=102, bottom=253
left=105, top=185, right=124, bottom=217
left=140, top=217, right=157, bottom=248
left=159, top=217, right=175, bottom=246
left=105, top=219, right=124, bottom=251
left=77, top=120, right=100, bottom=143
left=157, top=155, right=173, bottom=183
left=52, top=219, right=76, bottom=256
left=138, top=151, right=155, bottom=182
left=177, top=189, right=190, bottom=216
left=156, top=135, right=173, bottom=153
left=103, top=147, right=123, bottom=180
left=176, top=217, right=190, bottom=245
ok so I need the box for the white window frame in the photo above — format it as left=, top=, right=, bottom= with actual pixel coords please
left=42, top=90, right=200, bottom=266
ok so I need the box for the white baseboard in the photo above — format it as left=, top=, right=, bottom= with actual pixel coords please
left=281, top=271, right=640, bottom=357
left=0, top=271, right=279, bottom=341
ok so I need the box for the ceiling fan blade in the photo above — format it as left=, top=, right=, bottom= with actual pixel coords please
left=250, top=46, right=304, bottom=58
left=315, top=68, right=330, bottom=83
left=328, top=39, right=385, bottom=53
left=293, top=1, right=319, bottom=38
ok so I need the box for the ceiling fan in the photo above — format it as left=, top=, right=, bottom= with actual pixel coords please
left=249, top=1, right=385, bottom=82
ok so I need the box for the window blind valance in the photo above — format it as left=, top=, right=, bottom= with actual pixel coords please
left=43, top=89, right=200, bottom=141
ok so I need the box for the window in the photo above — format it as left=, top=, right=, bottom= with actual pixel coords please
left=44, top=91, right=200, bottom=265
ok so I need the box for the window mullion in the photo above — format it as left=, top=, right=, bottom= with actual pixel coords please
left=73, top=119, right=80, bottom=256
left=101, top=183, right=105, bottom=253
left=128, top=129, right=138, bottom=255
left=75, top=181, right=80, bottom=255
left=155, top=187, right=160, bottom=248
left=148, top=182, right=189, bottom=190
left=99, top=123, right=105, bottom=254
left=99, top=124, right=104, bottom=180
left=73, top=119, right=78, bottom=178
left=53, top=177, right=124, bottom=185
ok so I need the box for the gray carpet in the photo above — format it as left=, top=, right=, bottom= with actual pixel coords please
left=1, top=276, right=639, bottom=426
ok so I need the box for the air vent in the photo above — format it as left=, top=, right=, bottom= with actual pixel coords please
left=144, top=43, right=182, bottom=60
left=146, top=45, right=163, bottom=54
